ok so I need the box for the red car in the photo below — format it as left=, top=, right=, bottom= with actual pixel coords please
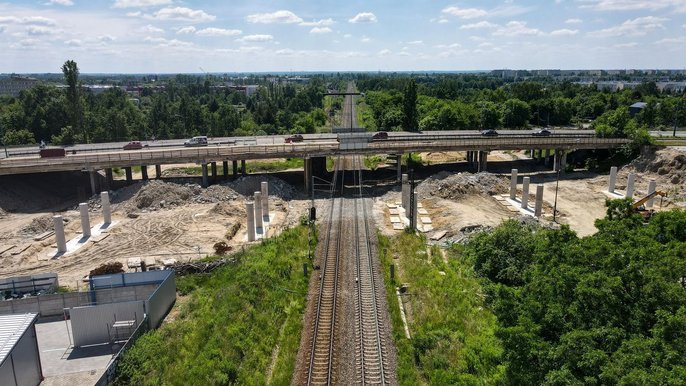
left=123, top=141, right=143, bottom=150
left=284, top=134, right=304, bottom=143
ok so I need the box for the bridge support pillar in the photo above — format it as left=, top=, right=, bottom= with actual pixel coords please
left=222, top=161, right=229, bottom=180
left=141, top=165, right=148, bottom=180
left=241, top=160, right=246, bottom=176
left=254, top=191, right=263, bottom=235
left=521, top=177, right=530, bottom=209
left=478, top=151, right=488, bottom=172
left=89, top=170, right=98, bottom=196
left=53, top=215, right=67, bottom=254
left=232, top=160, right=238, bottom=179
left=79, top=203, right=91, bottom=238
left=608, top=166, right=618, bottom=193
left=201, top=163, right=209, bottom=188
left=510, top=169, right=518, bottom=200
left=626, top=173, right=636, bottom=199
left=124, top=167, right=133, bottom=184
left=101, top=191, right=112, bottom=225
left=529, top=149, right=535, bottom=159
left=155, top=165, right=162, bottom=179
left=646, top=180, right=657, bottom=208
left=211, top=162, right=217, bottom=183
left=534, top=184, right=544, bottom=217
left=396, top=154, right=402, bottom=183
left=246, top=201, right=255, bottom=242
left=553, top=150, right=567, bottom=173
left=304, top=157, right=312, bottom=192
left=261, top=182, right=269, bottom=222
left=105, top=169, right=113, bottom=190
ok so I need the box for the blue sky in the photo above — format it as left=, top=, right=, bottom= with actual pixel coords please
left=0, top=0, right=685, bottom=73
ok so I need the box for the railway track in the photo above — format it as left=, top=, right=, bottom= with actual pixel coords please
left=351, top=156, right=389, bottom=385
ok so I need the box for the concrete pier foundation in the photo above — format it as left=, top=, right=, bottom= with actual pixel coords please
left=79, top=203, right=91, bottom=238
left=155, top=165, right=162, bottom=179
left=554, top=150, right=567, bottom=172
left=53, top=215, right=67, bottom=253
left=534, top=184, right=544, bottom=217
left=510, top=169, right=518, bottom=200
left=626, top=173, right=636, bottom=199
left=646, top=180, right=657, bottom=208
left=124, top=167, right=133, bottom=183
left=89, top=170, right=98, bottom=195
left=141, top=165, right=148, bottom=180
left=304, top=157, right=312, bottom=192
left=201, top=163, right=208, bottom=188
left=401, top=174, right=409, bottom=210
left=101, top=191, right=111, bottom=224
left=241, top=160, right=246, bottom=176
left=105, top=169, right=113, bottom=190
left=521, top=177, right=530, bottom=209
left=232, top=160, right=238, bottom=178
left=246, top=201, right=255, bottom=242
left=608, top=166, right=618, bottom=193
left=223, top=161, right=229, bottom=180
left=413, top=191, right=419, bottom=231
left=254, top=191, right=263, bottom=231
left=261, top=182, right=269, bottom=221
left=478, top=151, right=488, bottom=172
left=396, top=154, right=402, bottom=182
left=211, top=162, right=217, bottom=183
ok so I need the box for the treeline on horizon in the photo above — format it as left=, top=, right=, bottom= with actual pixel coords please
left=0, top=64, right=685, bottom=146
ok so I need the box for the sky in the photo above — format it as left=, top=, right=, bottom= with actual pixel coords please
left=0, top=0, right=685, bottom=73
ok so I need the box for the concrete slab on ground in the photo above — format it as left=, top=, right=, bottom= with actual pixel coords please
left=389, top=208, right=399, bottom=215
left=504, top=197, right=537, bottom=217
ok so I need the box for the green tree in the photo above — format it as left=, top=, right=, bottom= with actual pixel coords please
left=502, top=99, right=531, bottom=128
left=61, top=60, right=85, bottom=142
left=402, top=79, right=419, bottom=131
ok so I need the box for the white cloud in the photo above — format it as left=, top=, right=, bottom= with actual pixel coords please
left=144, top=36, right=193, bottom=47
left=580, top=0, right=686, bottom=12
left=246, top=10, right=302, bottom=24
left=113, top=0, right=172, bottom=8
left=654, top=37, right=686, bottom=44
left=141, top=24, right=164, bottom=34
left=614, top=42, right=638, bottom=47
left=378, top=49, right=392, bottom=56
left=407, top=40, right=423, bottom=45
left=65, top=39, right=82, bottom=46
left=26, top=25, right=55, bottom=35
left=348, top=12, right=377, bottom=23
left=0, top=26, right=6, bottom=34
left=310, top=27, right=332, bottom=34
left=493, top=21, right=542, bottom=36
left=46, top=0, right=73, bottom=6
left=435, top=42, right=462, bottom=49
left=566, top=18, right=583, bottom=24
left=0, top=16, right=57, bottom=26
left=126, top=11, right=141, bottom=17
left=441, top=6, right=487, bottom=19
left=196, top=27, right=241, bottom=37
left=550, top=28, right=579, bottom=36
left=438, top=18, right=449, bottom=24
left=460, top=21, right=497, bottom=29
left=152, top=7, right=215, bottom=22
left=589, top=16, right=667, bottom=37
left=299, top=18, right=335, bottom=27
left=176, top=26, right=196, bottom=34
left=237, top=34, right=273, bottom=42
left=360, top=36, right=371, bottom=42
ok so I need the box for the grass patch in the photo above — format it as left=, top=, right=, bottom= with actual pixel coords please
left=246, top=158, right=304, bottom=173
left=113, top=226, right=312, bottom=386
left=364, top=155, right=386, bottom=170
left=379, top=232, right=504, bottom=385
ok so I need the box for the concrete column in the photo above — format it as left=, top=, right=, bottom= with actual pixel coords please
left=105, top=168, right=113, bottom=189
left=89, top=170, right=97, bottom=195
left=261, top=182, right=269, bottom=221
left=510, top=169, right=518, bottom=200
left=246, top=201, right=255, bottom=242
left=155, top=165, right=162, bottom=179
left=553, top=150, right=561, bottom=171
left=478, top=151, right=488, bottom=172
left=521, top=177, right=530, bottom=209
left=560, top=151, right=567, bottom=172
left=529, top=149, right=535, bottom=158
left=304, top=157, right=312, bottom=192
left=222, top=161, right=229, bottom=180
left=413, top=191, right=419, bottom=231
left=79, top=203, right=91, bottom=238
left=401, top=174, right=409, bottom=210
left=608, top=166, right=618, bottom=193
left=396, top=154, right=402, bottom=183
left=201, top=163, right=209, bottom=188
left=124, top=167, right=133, bottom=183
left=626, top=173, right=636, bottom=199
left=254, top=191, right=263, bottom=231
left=101, top=191, right=111, bottom=224
left=534, top=184, right=544, bottom=217
left=211, top=162, right=217, bottom=182
left=646, top=180, right=657, bottom=208
left=53, top=215, right=67, bottom=253
left=241, top=160, right=246, bottom=176
left=141, top=165, right=148, bottom=180
left=232, top=160, right=238, bottom=178
left=544, top=149, right=552, bottom=167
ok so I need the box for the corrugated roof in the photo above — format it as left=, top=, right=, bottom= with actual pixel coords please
left=0, top=313, right=38, bottom=366
left=630, top=102, right=648, bottom=108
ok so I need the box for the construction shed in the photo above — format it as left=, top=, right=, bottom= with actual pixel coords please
left=0, top=313, right=42, bottom=386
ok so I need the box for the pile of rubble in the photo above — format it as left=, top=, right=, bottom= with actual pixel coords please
left=225, top=175, right=302, bottom=200
left=417, top=171, right=508, bottom=200
left=20, top=215, right=55, bottom=236
left=625, top=148, right=686, bottom=201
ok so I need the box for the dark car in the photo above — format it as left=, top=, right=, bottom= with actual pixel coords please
left=532, top=129, right=551, bottom=137
left=481, top=129, right=498, bottom=137
left=285, top=134, right=304, bottom=143
left=123, top=141, right=143, bottom=150
left=372, top=131, right=389, bottom=140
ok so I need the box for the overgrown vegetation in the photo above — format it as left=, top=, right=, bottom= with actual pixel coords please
left=379, top=233, right=504, bottom=385
left=466, top=210, right=686, bottom=385
left=113, top=226, right=311, bottom=385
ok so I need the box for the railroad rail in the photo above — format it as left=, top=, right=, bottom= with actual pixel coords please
left=352, top=155, right=389, bottom=385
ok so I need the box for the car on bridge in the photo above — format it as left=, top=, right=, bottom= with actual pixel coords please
left=481, top=129, right=498, bottom=137
left=184, top=136, right=208, bottom=147
left=532, top=128, right=552, bottom=137
left=371, top=131, right=388, bottom=140
left=284, top=134, right=304, bottom=143
left=123, top=141, right=144, bottom=150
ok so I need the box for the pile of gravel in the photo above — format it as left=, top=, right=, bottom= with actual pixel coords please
left=417, top=171, right=508, bottom=200
left=20, top=215, right=55, bottom=236
left=628, top=148, right=686, bottom=185
left=225, top=175, right=302, bottom=200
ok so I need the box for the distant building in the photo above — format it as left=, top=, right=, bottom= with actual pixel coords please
left=228, top=84, right=260, bottom=97
left=629, top=102, right=647, bottom=117
left=657, top=82, right=686, bottom=93
left=0, top=75, right=40, bottom=97
left=0, top=313, right=43, bottom=386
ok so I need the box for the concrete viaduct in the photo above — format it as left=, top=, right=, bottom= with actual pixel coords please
left=0, top=133, right=630, bottom=194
